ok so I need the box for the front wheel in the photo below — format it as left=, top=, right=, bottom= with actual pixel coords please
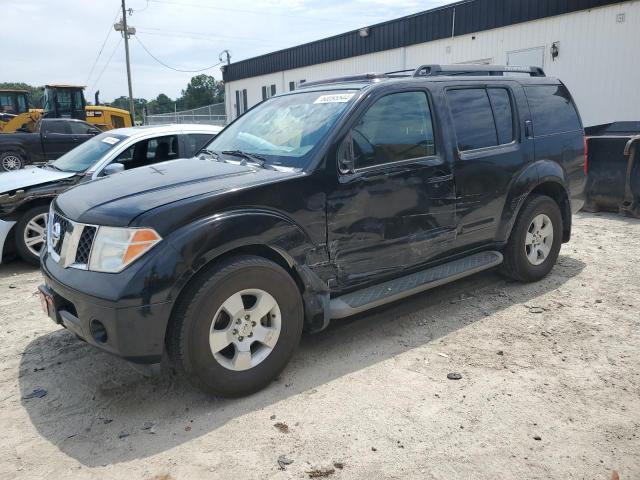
left=167, top=255, right=303, bottom=397
left=15, top=204, right=50, bottom=265
left=500, top=195, right=563, bottom=282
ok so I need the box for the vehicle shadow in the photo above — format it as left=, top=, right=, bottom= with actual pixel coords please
left=0, top=259, right=38, bottom=278
left=19, top=254, right=585, bottom=467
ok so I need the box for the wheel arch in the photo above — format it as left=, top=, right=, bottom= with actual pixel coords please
left=163, top=211, right=330, bottom=347
left=498, top=161, right=572, bottom=244
left=528, top=181, right=571, bottom=242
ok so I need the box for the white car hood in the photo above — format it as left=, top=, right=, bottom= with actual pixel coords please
left=0, top=167, right=76, bottom=193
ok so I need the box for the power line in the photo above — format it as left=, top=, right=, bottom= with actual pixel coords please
left=85, top=7, right=122, bottom=86
left=89, top=37, right=123, bottom=93
left=134, top=35, right=222, bottom=72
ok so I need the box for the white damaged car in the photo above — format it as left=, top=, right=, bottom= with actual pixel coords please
left=0, top=124, right=222, bottom=264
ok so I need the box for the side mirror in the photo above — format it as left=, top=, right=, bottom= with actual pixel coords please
left=337, top=134, right=355, bottom=174
left=87, top=128, right=99, bottom=135
left=103, top=162, right=125, bottom=176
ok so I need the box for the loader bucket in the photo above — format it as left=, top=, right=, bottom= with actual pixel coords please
left=583, top=122, right=640, bottom=218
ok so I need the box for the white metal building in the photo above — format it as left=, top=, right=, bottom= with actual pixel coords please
left=222, top=0, right=639, bottom=127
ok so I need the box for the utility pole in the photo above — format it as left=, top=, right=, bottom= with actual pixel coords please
left=116, top=0, right=136, bottom=119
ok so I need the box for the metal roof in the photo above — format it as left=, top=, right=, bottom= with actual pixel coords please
left=222, top=0, right=627, bottom=83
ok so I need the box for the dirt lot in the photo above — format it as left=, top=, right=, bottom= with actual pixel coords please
left=0, top=211, right=638, bottom=480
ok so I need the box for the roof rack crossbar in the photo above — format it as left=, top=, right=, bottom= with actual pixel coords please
left=413, top=64, right=546, bottom=77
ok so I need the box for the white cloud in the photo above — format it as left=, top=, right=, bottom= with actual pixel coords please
left=0, top=0, right=453, bottom=102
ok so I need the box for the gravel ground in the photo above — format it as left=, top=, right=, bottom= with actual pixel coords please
left=0, top=211, right=638, bottom=480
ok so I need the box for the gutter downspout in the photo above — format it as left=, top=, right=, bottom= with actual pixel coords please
left=451, top=7, right=456, bottom=38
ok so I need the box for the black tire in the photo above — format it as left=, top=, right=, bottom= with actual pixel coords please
left=166, top=255, right=304, bottom=397
left=0, top=151, right=25, bottom=172
left=15, top=204, right=50, bottom=266
left=500, top=195, right=563, bottom=282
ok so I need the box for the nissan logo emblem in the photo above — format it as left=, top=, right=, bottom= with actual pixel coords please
left=51, top=222, right=61, bottom=248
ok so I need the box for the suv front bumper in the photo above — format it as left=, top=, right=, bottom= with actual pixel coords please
left=40, top=252, right=174, bottom=364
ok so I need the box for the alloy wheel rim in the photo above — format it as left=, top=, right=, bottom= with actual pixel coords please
left=2, top=155, right=22, bottom=171
left=525, top=213, right=553, bottom=266
left=23, top=213, right=48, bottom=257
left=209, top=288, right=281, bottom=371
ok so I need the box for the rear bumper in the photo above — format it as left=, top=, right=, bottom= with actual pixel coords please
left=40, top=253, right=173, bottom=364
left=0, top=218, right=16, bottom=263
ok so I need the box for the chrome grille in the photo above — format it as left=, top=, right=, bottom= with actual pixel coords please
left=47, top=209, right=97, bottom=269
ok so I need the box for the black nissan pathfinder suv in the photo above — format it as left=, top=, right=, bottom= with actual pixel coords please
left=39, top=65, right=586, bottom=397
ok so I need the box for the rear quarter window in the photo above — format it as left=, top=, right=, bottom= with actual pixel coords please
left=525, top=85, right=581, bottom=136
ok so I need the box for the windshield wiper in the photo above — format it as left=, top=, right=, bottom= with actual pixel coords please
left=221, top=150, right=268, bottom=168
left=198, top=148, right=220, bottom=160
left=45, top=163, right=63, bottom=171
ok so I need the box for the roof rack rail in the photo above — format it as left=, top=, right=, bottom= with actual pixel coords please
left=298, top=73, right=390, bottom=88
left=413, top=64, right=546, bottom=77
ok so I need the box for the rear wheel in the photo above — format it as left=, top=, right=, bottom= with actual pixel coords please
left=15, top=204, right=50, bottom=265
left=167, top=255, right=303, bottom=397
left=500, top=195, right=563, bottom=282
left=1, top=151, right=24, bottom=171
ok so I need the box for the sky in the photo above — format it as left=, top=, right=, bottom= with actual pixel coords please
left=0, top=0, right=453, bottom=102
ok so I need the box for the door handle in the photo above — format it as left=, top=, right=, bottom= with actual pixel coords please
left=525, top=120, right=533, bottom=139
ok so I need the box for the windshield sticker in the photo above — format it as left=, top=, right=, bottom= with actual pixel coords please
left=314, top=93, right=355, bottom=104
left=102, top=136, right=120, bottom=145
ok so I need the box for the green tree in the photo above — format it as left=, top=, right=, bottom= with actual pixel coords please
left=176, top=75, right=224, bottom=110
left=110, top=96, right=148, bottom=122
left=147, top=93, right=175, bottom=115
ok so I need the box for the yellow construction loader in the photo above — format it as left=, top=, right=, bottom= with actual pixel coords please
left=0, top=85, right=132, bottom=133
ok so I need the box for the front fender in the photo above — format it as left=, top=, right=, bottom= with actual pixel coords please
left=166, top=208, right=325, bottom=291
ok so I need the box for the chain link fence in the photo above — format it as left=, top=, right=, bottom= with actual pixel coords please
left=144, top=102, right=227, bottom=126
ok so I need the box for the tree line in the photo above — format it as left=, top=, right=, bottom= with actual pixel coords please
left=0, top=74, right=224, bottom=122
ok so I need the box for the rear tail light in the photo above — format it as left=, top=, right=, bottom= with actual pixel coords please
left=583, top=136, right=589, bottom=175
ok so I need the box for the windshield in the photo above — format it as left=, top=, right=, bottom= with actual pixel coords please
left=50, top=133, right=128, bottom=172
left=204, top=90, right=357, bottom=168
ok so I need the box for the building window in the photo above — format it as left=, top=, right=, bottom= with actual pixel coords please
left=289, top=81, right=295, bottom=92
left=236, top=89, right=249, bottom=116
left=262, top=85, right=277, bottom=100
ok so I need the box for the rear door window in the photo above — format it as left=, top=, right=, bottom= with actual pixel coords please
left=447, top=87, right=516, bottom=151
left=488, top=89, right=514, bottom=145
left=447, top=89, right=497, bottom=151
left=352, top=91, right=436, bottom=169
left=525, top=85, right=581, bottom=136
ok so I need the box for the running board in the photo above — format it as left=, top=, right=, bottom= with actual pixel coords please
left=330, top=251, right=503, bottom=319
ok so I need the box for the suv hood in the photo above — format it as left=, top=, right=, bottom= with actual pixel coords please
left=0, top=166, right=76, bottom=193
left=55, top=157, right=303, bottom=226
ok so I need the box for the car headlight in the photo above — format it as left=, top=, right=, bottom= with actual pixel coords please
left=88, top=227, right=162, bottom=273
